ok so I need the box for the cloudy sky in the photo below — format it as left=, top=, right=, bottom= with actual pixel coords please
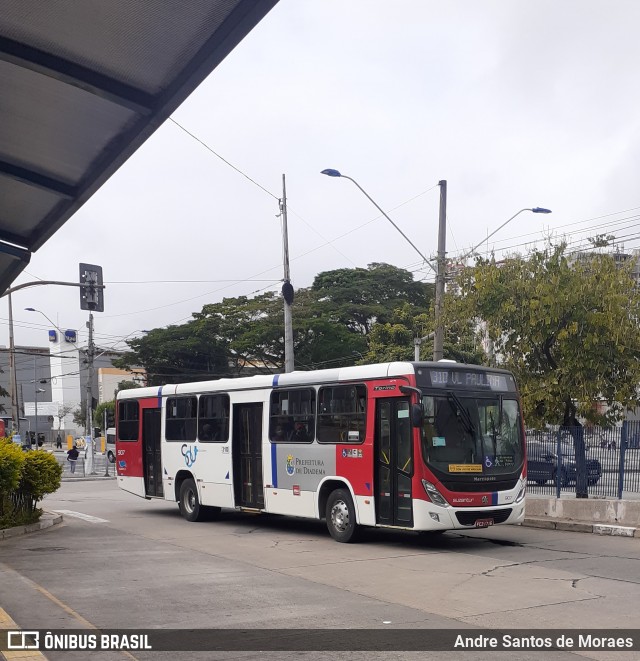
left=4, top=0, right=640, bottom=354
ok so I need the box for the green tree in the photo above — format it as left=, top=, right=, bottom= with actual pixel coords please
left=115, top=380, right=139, bottom=394
left=114, top=317, right=232, bottom=385
left=365, top=303, right=485, bottom=365
left=18, top=451, right=62, bottom=513
left=72, top=401, right=86, bottom=429
left=118, top=264, right=433, bottom=378
left=449, top=243, right=640, bottom=496
left=0, top=438, right=24, bottom=520
left=94, top=401, right=114, bottom=432
left=311, top=262, right=431, bottom=334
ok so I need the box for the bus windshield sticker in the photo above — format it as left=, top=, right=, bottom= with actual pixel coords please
left=448, top=464, right=483, bottom=473
left=397, top=409, right=409, bottom=419
left=432, top=436, right=446, bottom=447
left=348, top=430, right=360, bottom=442
left=493, top=455, right=515, bottom=467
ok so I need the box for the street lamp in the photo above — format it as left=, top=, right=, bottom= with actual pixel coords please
left=24, top=307, right=62, bottom=332
left=26, top=307, right=68, bottom=440
left=321, top=169, right=437, bottom=274
left=323, top=168, right=451, bottom=361
left=458, top=207, right=552, bottom=263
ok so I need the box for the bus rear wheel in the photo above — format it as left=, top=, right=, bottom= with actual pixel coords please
left=326, top=488, right=360, bottom=543
left=179, top=478, right=204, bottom=522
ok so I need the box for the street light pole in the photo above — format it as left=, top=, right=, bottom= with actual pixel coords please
left=457, top=207, right=552, bottom=263
left=320, top=169, right=437, bottom=273
left=322, top=168, right=441, bottom=364
left=8, top=292, right=19, bottom=433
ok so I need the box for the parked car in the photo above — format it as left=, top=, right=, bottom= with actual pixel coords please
left=527, top=439, right=602, bottom=486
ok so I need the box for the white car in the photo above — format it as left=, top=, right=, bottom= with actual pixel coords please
left=106, top=427, right=116, bottom=462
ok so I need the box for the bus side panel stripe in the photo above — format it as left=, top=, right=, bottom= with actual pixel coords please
left=271, top=443, right=278, bottom=488
left=492, top=492, right=498, bottom=505
left=272, top=374, right=280, bottom=387
left=157, top=386, right=163, bottom=408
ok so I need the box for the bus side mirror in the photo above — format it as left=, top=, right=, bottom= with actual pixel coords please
left=411, top=403, right=424, bottom=427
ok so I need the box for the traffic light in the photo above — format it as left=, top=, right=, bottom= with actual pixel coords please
left=79, top=263, right=104, bottom=312
left=105, top=408, right=115, bottom=430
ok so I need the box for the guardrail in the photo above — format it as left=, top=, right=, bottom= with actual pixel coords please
left=53, top=452, right=114, bottom=478
left=526, top=424, right=640, bottom=498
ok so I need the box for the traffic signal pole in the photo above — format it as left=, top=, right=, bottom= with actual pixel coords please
left=2, top=277, right=106, bottom=436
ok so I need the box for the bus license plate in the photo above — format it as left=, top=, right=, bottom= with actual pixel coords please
left=475, top=518, right=494, bottom=528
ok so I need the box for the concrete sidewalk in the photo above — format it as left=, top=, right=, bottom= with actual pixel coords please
left=524, top=495, right=640, bottom=537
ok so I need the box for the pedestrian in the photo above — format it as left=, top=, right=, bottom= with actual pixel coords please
left=67, top=444, right=79, bottom=474
left=56, top=433, right=62, bottom=449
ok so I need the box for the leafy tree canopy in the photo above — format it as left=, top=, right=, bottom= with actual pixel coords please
left=364, top=302, right=486, bottom=365
left=114, top=316, right=231, bottom=386
left=114, top=264, right=431, bottom=381
left=448, top=242, right=640, bottom=426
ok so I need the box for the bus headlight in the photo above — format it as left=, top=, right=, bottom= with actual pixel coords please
left=421, top=479, right=450, bottom=507
left=515, top=482, right=526, bottom=504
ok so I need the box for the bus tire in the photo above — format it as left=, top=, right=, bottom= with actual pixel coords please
left=179, top=478, right=204, bottom=522
left=326, top=488, right=360, bottom=543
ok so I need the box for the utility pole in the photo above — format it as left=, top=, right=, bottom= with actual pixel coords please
left=433, top=180, right=447, bottom=362
left=33, top=355, right=38, bottom=444
left=280, top=174, right=294, bottom=373
left=8, top=292, right=19, bottom=433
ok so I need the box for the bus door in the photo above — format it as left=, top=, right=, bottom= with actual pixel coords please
left=374, top=398, right=413, bottom=527
left=142, top=408, right=163, bottom=498
left=232, top=403, right=264, bottom=509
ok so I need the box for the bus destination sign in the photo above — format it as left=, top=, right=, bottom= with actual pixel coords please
left=423, top=369, right=513, bottom=391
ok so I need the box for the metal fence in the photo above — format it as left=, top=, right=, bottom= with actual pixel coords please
left=526, top=422, right=640, bottom=498
left=54, top=452, right=115, bottom=478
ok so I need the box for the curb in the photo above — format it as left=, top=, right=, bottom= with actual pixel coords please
left=524, top=516, right=639, bottom=537
left=61, top=476, right=116, bottom=482
left=0, top=512, right=63, bottom=541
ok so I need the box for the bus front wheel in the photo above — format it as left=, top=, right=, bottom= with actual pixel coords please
left=179, top=478, right=204, bottom=522
left=326, top=488, right=360, bottom=543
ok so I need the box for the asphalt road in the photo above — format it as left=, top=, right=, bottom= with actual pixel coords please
left=1, top=480, right=639, bottom=661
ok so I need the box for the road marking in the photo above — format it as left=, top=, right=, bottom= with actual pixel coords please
left=0, top=564, right=138, bottom=661
left=52, top=510, right=109, bottom=523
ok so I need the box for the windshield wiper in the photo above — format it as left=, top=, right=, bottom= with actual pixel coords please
left=446, top=391, right=476, bottom=437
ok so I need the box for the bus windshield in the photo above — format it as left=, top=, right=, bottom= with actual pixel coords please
left=420, top=392, right=524, bottom=476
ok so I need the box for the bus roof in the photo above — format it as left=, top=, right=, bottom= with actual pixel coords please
left=116, top=361, right=515, bottom=401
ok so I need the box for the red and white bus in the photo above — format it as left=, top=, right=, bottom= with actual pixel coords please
left=115, top=361, right=526, bottom=542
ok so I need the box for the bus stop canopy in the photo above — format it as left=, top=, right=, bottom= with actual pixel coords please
left=0, top=0, right=278, bottom=295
